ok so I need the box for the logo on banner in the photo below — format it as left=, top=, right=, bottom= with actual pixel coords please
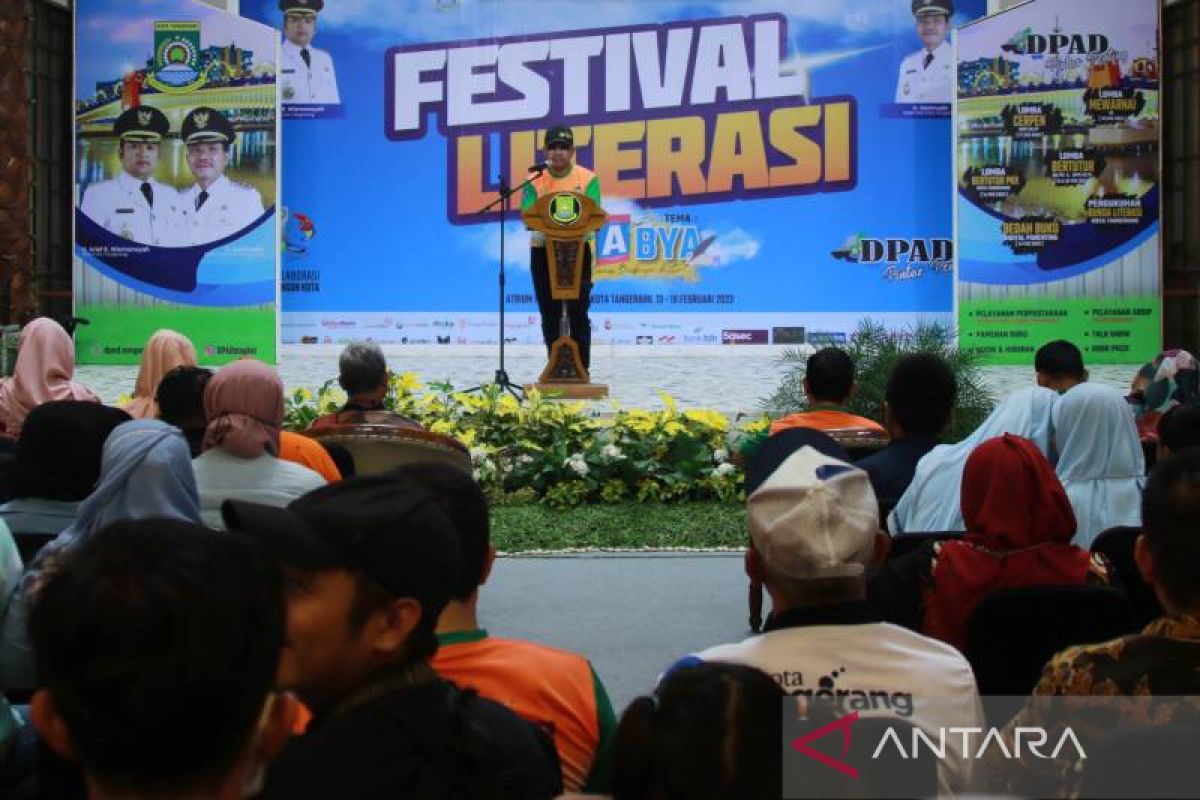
left=831, top=233, right=952, bottom=281
left=146, top=22, right=206, bottom=93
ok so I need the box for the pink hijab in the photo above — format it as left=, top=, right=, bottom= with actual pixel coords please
left=0, top=318, right=99, bottom=438
left=123, top=329, right=198, bottom=420
left=201, top=359, right=283, bottom=458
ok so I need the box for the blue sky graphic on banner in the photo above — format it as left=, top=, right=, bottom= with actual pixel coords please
left=244, top=0, right=984, bottom=344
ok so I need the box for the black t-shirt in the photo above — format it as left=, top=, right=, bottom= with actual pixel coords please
left=259, top=679, right=562, bottom=800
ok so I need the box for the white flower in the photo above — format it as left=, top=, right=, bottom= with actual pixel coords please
left=564, top=453, right=590, bottom=477
left=714, top=462, right=736, bottom=477
left=601, top=444, right=624, bottom=460
left=516, top=454, right=535, bottom=466
left=713, top=448, right=729, bottom=464
left=469, top=446, right=489, bottom=465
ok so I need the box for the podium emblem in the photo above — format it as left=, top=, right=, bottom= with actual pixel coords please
left=550, top=193, right=582, bottom=226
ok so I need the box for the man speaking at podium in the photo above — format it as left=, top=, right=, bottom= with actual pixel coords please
left=521, top=125, right=602, bottom=370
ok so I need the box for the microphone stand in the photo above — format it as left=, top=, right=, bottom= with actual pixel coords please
left=464, top=167, right=545, bottom=400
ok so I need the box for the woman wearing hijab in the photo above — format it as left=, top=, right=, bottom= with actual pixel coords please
left=921, top=434, right=1107, bottom=651
left=889, top=386, right=1058, bottom=535
left=0, top=418, right=202, bottom=691
left=1052, top=382, right=1146, bottom=547
left=0, top=318, right=99, bottom=439
left=0, top=401, right=131, bottom=535
left=122, top=329, right=198, bottom=420
left=193, top=359, right=324, bottom=529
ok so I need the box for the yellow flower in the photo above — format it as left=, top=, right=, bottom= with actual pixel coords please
left=429, top=419, right=457, bottom=436
left=684, top=409, right=730, bottom=432
left=295, top=387, right=314, bottom=403
left=116, top=393, right=133, bottom=406
left=743, top=416, right=771, bottom=434
left=457, top=428, right=477, bottom=447
left=392, top=371, right=423, bottom=393
left=656, top=390, right=678, bottom=416
left=497, top=393, right=521, bottom=415
left=316, top=387, right=347, bottom=412
left=662, top=420, right=686, bottom=436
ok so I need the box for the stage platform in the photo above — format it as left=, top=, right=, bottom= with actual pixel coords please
left=74, top=344, right=1141, bottom=416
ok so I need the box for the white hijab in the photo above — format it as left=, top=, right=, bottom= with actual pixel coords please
left=889, top=386, right=1058, bottom=534
left=1052, top=382, right=1145, bottom=547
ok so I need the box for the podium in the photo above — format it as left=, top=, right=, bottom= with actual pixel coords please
left=522, top=190, right=609, bottom=399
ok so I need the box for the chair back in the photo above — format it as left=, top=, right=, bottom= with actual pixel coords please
left=1091, top=525, right=1163, bottom=628
left=304, top=424, right=471, bottom=477
left=965, top=585, right=1136, bottom=697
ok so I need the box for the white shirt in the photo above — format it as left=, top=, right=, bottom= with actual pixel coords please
left=686, top=619, right=984, bottom=795
left=895, top=40, right=953, bottom=103
left=281, top=39, right=340, bottom=104
left=193, top=448, right=326, bottom=530
left=79, top=171, right=186, bottom=246
left=181, top=175, right=265, bottom=245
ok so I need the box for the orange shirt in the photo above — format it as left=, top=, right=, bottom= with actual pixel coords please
left=279, top=431, right=341, bottom=483
left=769, top=409, right=887, bottom=437
left=434, top=629, right=615, bottom=793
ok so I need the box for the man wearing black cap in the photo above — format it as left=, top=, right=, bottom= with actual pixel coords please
left=279, top=0, right=340, bottom=104
left=222, top=477, right=562, bottom=799
left=895, top=0, right=954, bottom=103
left=180, top=106, right=264, bottom=244
left=79, top=105, right=185, bottom=246
left=520, top=125, right=602, bottom=369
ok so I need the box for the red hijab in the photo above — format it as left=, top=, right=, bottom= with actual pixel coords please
left=923, top=434, right=1093, bottom=652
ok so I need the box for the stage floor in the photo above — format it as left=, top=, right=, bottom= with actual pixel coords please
left=76, top=344, right=1138, bottom=415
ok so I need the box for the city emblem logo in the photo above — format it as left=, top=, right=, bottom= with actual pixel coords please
left=550, top=193, right=582, bottom=226
left=146, top=21, right=206, bottom=93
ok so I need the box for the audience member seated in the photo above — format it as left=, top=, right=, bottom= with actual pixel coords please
left=1052, top=382, right=1145, bottom=547
left=0, top=318, right=99, bottom=440
left=1034, top=338, right=1088, bottom=393
left=668, top=446, right=983, bottom=794
left=1158, top=402, right=1200, bottom=461
left=194, top=360, right=325, bottom=529
left=223, top=478, right=562, bottom=798
left=279, top=431, right=340, bottom=483
left=767, top=347, right=886, bottom=440
left=857, top=354, right=956, bottom=512
left=920, top=435, right=1108, bottom=651
left=0, top=518, right=19, bottom=762
left=120, top=329, right=197, bottom=419
left=0, top=401, right=130, bottom=536
left=1130, top=349, right=1199, bottom=441
left=155, top=365, right=212, bottom=457
left=307, top=342, right=422, bottom=431
left=983, top=448, right=1200, bottom=797
left=890, top=385, right=1057, bottom=534
left=0, top=419, right=202, bottom=692
left=611, top=663, right=783, bottom=800
left=27, top=519, right=296, bottom=800
left=396, top=464, right=615, bottom=794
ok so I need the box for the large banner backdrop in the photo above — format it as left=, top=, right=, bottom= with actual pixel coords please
left=244, top=0, right=984, bottom=346
left=74, top=0, right=279, bottom=365
left=956, top=0, right=1161, bottom=364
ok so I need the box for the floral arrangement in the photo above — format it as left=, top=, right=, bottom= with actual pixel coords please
left=284, top=373, right=766, bottom=508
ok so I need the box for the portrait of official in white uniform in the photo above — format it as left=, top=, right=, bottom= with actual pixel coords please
left=279, top=0, right=340, bottom=104
left=895, top=0, right=954, bottom=104
left=78, top=105, right=186, bottom=247
left=179, top=106, right=265, bottom=246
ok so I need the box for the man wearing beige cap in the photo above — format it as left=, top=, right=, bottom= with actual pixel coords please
left=667, top=445, right=983, bottom=794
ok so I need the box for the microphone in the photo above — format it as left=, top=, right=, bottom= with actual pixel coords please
left=528, top=162, right=548, bottom=175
